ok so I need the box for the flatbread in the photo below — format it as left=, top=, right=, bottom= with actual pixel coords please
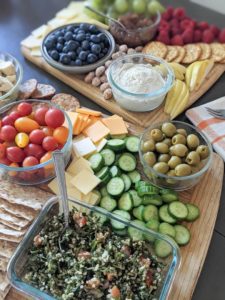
left=0, top=223, right=25, bottom=243
left=0, top=241, right=16, bottom=259
left=142, top=41, right=168, bottom=58
left=19, top=79, right=37, bottom=99
left=172, top=46, right=186, bottom=63
left=198, top=43, right=212, bottom=60
left=0, top=209, right=30, bottom=231
left=31, top=83, right=56, bottom=99
left=165, top=46, right=179, bottom=62
left=0, top=271, right=10, bottom=298
left=51, top=93, right=80, bottom=111
left=210, top=43, right=225, bottom=62
left=0, top=198, right=36, bottom=221
left=0, top=256, right=9, bottom=272
left=182, top=44, right=202, bottom=64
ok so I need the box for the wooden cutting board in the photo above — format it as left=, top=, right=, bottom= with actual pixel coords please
left=21, top=46, right=225, bottom=128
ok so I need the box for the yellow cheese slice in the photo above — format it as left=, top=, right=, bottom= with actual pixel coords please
left=95, top=138, right=107, bottom=152
left=56, top=8, right=78, bottom=20
left=70, top=169, right=101, bottom=195
left=67, top=1, right=84, bottom=13
left=73, top=137, right=96, bottom=157
left=31, top=25, right=48, bottom=38
left=48, top=172, right=73, bottom=194
left=21, top=36, right=42, bottom=49
left=47, top=18, right=66, bottom=29
left=67, top=157, right=93, bottom=176
left=30, top=47, right=42, bottom=57
left=83, top=121, right=110, bottom=143
left=102, top=116, right=128, bottom=135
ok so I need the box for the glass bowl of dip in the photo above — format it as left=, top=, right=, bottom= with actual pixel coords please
left=107, top=53, right=174, bottom=112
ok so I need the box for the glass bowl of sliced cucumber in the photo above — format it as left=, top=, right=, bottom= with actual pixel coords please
left=139, top=121, right=213, bottom=191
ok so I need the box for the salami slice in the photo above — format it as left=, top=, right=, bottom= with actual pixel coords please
left=19, top=78, right=37, bottom=99
left=31, top=83, right=56, bottom=99
left=51, top=93, right=80, bottom=111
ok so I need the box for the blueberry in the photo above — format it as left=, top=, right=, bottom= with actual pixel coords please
left=78, top=30, right=85, bottom=35
left=64, top=32, right=73, bottom=41
left=87, top=53, right=98, bottom=64
left=76, top=34, right=86, bottom=42
left=75, top=59, right=82, bottom=66
left=73, top=28, right=79, bottom=34
left=56, top=43, right=63, bottom=52
left=81, top=40, right=90, bottom=50
left=54, top=31, right=63, bottom=38
left=89, top=25, right=98, bottom=33
left=90, top=35, right=100, bottom=43
left=68, top=51, right=77, bottom=60
left=97, top=33, right=106, bottom=41
left=57, top=36, right=65, bottom=44
left=99, top=53, right=105, bottom=59
left=60, top=54, right=71, bottom=65
left=100, top=42, right=105, bottom=49
left=79, top=23, right=89, bottom=32
left=45, top=38, right=55, bottom=50
left=76, top=47, right=82, bottom=55
left=102, top=47, right=109, bottom=54
left=70, top=61, right=76, bottom=66
left=66, top=25, right=75, bottom=32
left=67, top=40, right=79, bottom=51
left=104, top=40, right=110, bottom=47
left=62, top=46, right=70, bottom=53
left=91, top=44, right=101, bottom=54
left=79, top=51, right=88, bottom=61
left=50, top=50, right=59, bottom=61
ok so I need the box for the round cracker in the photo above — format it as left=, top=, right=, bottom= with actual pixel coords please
left=165, top=46, right=179, bottom=62
left=51, top=93, right=80, bottom=111
left=31, top=83, right=56, bottom=99
left=197, top=43, right=212, bottom=60
left=142, top=41, right=168, bottom=58
left=182, top=44, right=202, bottom=64
left=173, top=46, right=186, bottom=63
left=210, top=43, right=225, bottom=62
left=19, top=79, right=37, bottom=99
left=220, top=44, right=225, bottom=63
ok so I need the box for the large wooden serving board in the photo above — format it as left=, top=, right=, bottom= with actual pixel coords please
left=21, top=46, right=225, bottom=128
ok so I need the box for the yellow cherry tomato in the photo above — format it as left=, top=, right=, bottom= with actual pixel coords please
left=15, top=117, right=40, bottom=133
left=15, top=132, right=29, bottom=148
left=53, top=126, right=69, bottom=144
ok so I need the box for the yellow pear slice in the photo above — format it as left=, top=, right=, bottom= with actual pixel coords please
left=164, top=79, right=184, bottom=115
left=185, top=63, right=195, bottom=90
left=168, top=62, right=186, bottom=80
left=170, top=84, right=189, bottom=119
left=194, top=59, right=214, bottom=91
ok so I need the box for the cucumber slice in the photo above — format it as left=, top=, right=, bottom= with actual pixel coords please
left=168, top=201, right=188, bottom=220
left=174, top=225, right=191, bottom=246
left=159, top=205, right=177, bottom=224
left=100, top=186, right=109, bottom=197
left=135, top=181, right=150, bottom=190
left=109, top=165, right=121, bottom=177
left=100, top=196, right=117, bottom=212
left=111, top=210, right=131, bottom=230
left=159, top=222, right=176, bottom=238
left=143, top=205, right=159, bottom=222
left=154, top=240, right=172, bottom=258
left=118, top=192, right=133, bottom=211
left=113, top=228, right=128, bottom=236
left=137, top=185, right=159, bottom=197
left=96, top=166, right=109, bottom=180
left=107, top=177, right=125, bottom=196
left=107, top=139, right=126, bottom=151
left=118, top=153, right=136, bottom=172
left=129, top=190, right=142, bottom=207
left=121, top=174, right=131, bottom=191
left=92, top=190, right=101, bottom=205
left=186, top=203, right=200, bottom=222
left=92, top=212, right=107, bottom=224
left=142, top=195, right=163, bottom=206
left=88, top=153, right=104, bottom=172
left=160, top=189, right=178, bottom=203
left=128, top=220, right=145, bottom=241
left=145, top=219, right=160, bottom=242
left=128, top=170, right=141, bottom=184
left=100, top=149, right=115, bottom=166
left=100, top=172, right=111, bottom=185
left=111, top=134, right=127, bottom=139
left=125, top=136, right=140, bottom=153
left=132, top=205, right=144, bottom=221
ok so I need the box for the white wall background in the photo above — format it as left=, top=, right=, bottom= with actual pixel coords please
left=190, top=0, right=225, bottom=15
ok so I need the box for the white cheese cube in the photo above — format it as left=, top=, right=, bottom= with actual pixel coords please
left=73, top=137, right=96, bottom=157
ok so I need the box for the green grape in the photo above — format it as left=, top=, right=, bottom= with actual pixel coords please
left=148, top=0, right=166, bottom=16
left=107, top=5, right=119, bottom=20
left=132, top=0, right=147, bottom=14
left=84, top=1, right=105, bottom=22
left=91, top=0, right=104, bottom=7
left=114, top=0, right=129, bottom=14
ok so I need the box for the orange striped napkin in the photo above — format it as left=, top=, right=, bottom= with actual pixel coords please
left=186, top=96, right=225, bottom=161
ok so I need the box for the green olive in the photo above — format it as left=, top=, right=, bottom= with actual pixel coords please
left=172, top=134, right=186, bottom=145
left=187, top=134, right=200, bottom=150
left=186, top=151, right=201, bottom=166
left=158, top=154, right=171, bottom=163
left=177, top=128, right=187, bottom=137
left=162, top=138, right=172, bottom=147
left=155, top=142, right=169, bottom=154
left=143, top=152, right=157, bottom=167
left=161, top=122, right=177, bottom=137
left=175, top=164, right=192, bottom=176
left=150, top=129, right=163, bottom=142
left=170, top=144, right=188, bottom=157
left=168, top=156, right=182, bottom=169
left=153, top=162, right=169, bottom=174
left=141, top=139, right=155, bottom=152
left=167, top=170, right=176, bottom=177
left=196, top=145, right=210, bottom=159
left=191, top=165, right=200, bottom=174
left=166, top=170, right=177, bottom=184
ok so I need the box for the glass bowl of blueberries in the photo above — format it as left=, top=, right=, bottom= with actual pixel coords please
left=42, top=23, right=116, bottom=74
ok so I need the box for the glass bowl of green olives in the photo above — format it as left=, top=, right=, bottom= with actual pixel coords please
left=139, top=121, right=213, bottom=191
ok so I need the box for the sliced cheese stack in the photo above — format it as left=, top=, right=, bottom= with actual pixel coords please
left=0, top=60, right=16, bottom=97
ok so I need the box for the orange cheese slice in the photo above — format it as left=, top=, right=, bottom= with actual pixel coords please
left=101, top=116, right=128, bottom=135
left=63, top=111, right=78, bottom=134
left=76, top=107, right=102, bottom=117
left=73, top=115, right=83, bottom=135
left=83, top=120, right=110, bottom=143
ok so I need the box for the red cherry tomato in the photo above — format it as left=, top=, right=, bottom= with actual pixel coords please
left=0, top=143, right=6, bottom=159
left=34, top=107, right=49, bottom=126
left=42, top=136, right=58, bottom=151
left=42, top=126, right=54, bottom=136
left=0, top=125, right=17, bottom=142
left=6, top=146, right=25, bottom=163
left=45, top=108, right=65, bottom=129
left=29, top=129, right=45, bottom=145
left=10, top=111, right=22, bottom=121
left=24, top=144, right=45, bottom=160
left=17, top=102, right=33, bottom=116
left=2, top=115, right=15, bottom=126
left=57, top=144, right=64, bottom=150
left=0, top=120, right=2, bottom=130
left=8, top=162, right=19, bottom=177
left=0, top=157, right=11, bottom=165
left=22, top=156, right=39, bottom=167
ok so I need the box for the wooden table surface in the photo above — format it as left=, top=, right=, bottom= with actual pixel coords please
left=1, top=1, right=225, bottom=300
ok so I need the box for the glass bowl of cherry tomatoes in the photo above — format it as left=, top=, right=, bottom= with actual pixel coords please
left=0, top=100, right=73, bottom=185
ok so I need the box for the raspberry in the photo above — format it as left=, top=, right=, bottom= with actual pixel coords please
left=170, top=18, right=179, bottom=28
left=161, top=11, right=171, bottom=21
left=171, top=35, right=184, bottom=46
left=173, top=7, right=186, bottom=20
left=193, top=30, right=202, bottom=42
left=159, top=20, right=170, bottom=31
left=180, top=19, right=195, bottom=32
left=166, top=6, right=174, bottom=18
left=202, top=29, right=215, bottom=43
left=182, top=29, right=194, bottom=44
left=171, top=26, right=182, bottom=36
left=156, top=31, right=170, bottom=45
left=198, top=21, right=209, bottom=30
left=209, top=25, right=220, bottom=38
left=219, top=28, right=225, bottom=43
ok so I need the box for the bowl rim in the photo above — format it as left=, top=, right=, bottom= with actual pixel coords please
left=41, top=23, right=116, bottom=72
left=0, top=99, right=73, bottom=171
left=139, top=120, right=213, bottom=181
left=0, top=52, right=23, bottom=101
left=107, top=53, right=175, bottom=98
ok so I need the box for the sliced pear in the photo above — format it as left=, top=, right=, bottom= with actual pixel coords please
left=185, top=63, right=195, bottom=90
left=194, top=59, right=214, bottom=91
left=164, top=79, right=184, bottom=115
left=169, top=62, right=186, bottom=75
left=170, top=85, right=190, bottom=119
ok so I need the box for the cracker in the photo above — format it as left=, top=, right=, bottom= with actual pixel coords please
left=165, top=46, right=179, bottom=62
left=210, top=43, right=225, bottom=62
left=198, top=43, right=212, bottom=60
left=31, top=83, right=56, bottom=99
left=19, top=79, right=37, bottom=99
left=51, top=93, right=80, bottom=111
left=0, top=256, right=9, bottom=272
left=182, top=44, right=202, bottom=64
left=0, top=223, right=25, bottom=243
left=172, top=46, right=186, bottom=63
left=0, top=198, right=36, bottom=221
left=142, top=41, right=168, bottom=58
left=0, top=271, right=10, bottom=298
left=0, top=208, right=30, bottom=231
left=0, top=241, right=16, bottom=259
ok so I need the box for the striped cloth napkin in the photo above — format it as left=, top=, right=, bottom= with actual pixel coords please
left=186, top=96, right=225, bottom=161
